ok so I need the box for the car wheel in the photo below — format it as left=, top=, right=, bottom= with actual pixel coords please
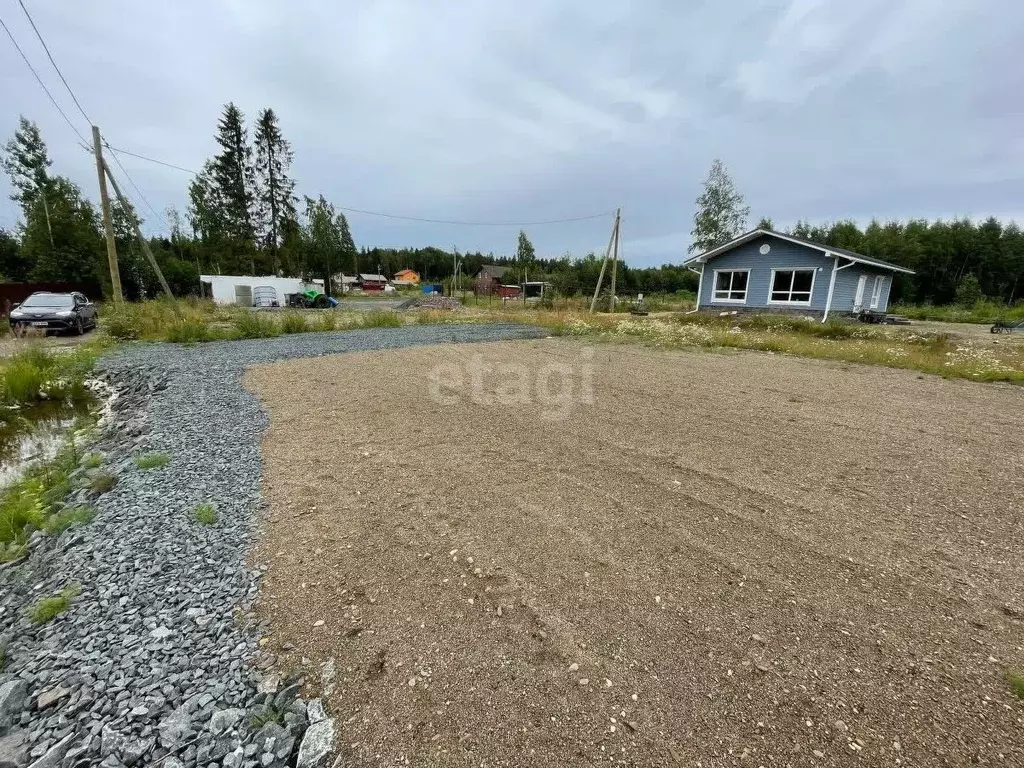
left=75, top=316, right=85, bottom=335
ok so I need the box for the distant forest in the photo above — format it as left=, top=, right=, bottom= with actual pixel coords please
left=1, top=107, right=1022, bottom=306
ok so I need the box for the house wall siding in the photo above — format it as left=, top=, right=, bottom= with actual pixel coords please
left=831, top=264, right=894, bottom=313
left=698, top=235, right=831, bottom=311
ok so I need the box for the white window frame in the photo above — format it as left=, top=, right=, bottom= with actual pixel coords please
left=767, top=268, right=817, bottom=306
left=869, top=275, right=886, bottom=309
left=711, top=269, right=750, bottom=304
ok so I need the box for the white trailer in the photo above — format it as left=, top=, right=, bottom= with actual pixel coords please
left=199, top=275, right=325, bottom=306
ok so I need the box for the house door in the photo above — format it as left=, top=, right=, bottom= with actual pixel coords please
left=853, top=275, right=867, bottom=310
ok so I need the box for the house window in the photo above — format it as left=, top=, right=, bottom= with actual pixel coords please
left=869, top=275, right=885, bottom=309
left=769, top=269, right=815, bottom=305
left=712, top=270, right=749, bottom=303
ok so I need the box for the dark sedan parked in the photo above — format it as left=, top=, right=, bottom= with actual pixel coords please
left=8, top=292, right=98, bottom=335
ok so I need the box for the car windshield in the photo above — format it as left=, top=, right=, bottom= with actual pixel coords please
left=21, top=294, right=74, bottom=308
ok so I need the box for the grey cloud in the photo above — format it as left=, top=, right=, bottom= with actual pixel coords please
left=1, top=0, right=1022, bottom=266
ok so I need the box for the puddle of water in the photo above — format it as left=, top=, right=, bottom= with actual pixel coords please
left=0, top=401, right=93, bottom=488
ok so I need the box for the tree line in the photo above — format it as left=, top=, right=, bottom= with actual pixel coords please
left=1, top=114, right=1022, bottom=306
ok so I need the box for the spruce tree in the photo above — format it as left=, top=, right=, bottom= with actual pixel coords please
left=211, top=103, right=256, bottom=271
left=253, top=108, right=297, bottom=274
left=689, top=159, right=749, bottom=253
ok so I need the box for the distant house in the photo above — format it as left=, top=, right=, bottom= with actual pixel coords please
left=335, top=274, right=359, bottom=293
left=475, top=265, right=510, bottom=295
left=392, top=269, right=420, bottom=286
left=682, top=229, right=914, bottom=321
left=359, top=273, right=389, bottom=291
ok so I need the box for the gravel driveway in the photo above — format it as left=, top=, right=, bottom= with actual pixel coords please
left=0, top=324, right=544, bottom=768
left=246, top=339, right=1024, bottom=768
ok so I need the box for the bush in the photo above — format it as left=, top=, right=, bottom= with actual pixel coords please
left=27, top=584, right=81, bottom=624
left=362, top=310, right=403, bottom=328
left=102, top=306, right=142, bottom=340
left=280, top=311, right=308, bottom=334
left=233, top=312, right=280, bottom=339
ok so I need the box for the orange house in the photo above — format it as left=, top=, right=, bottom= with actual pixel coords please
left=393, top=269, right=420, bottom=285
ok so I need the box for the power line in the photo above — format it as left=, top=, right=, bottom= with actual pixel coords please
left=105, top=143, right=172, bottom=231
left=107, top=146, right=200, bottom=175
left=336, top=206, right=614, bottom=227
left=0, top=14, right=88, bottom=144
left=17, top=0, right=92, bottom=125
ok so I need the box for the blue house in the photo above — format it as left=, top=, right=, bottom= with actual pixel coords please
left=683, top=229, right=915, bottom=321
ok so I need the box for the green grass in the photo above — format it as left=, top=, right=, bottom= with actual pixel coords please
left=1008, top=670, right=1024, bottom=700
left=0, top=346, right=97, bottom=409
left=0, top=435, right=100, bottom=559
left=135, top=452, right=170, bottom=469
left=232, top=311, right=281, bottom=339
left=192, top=502, right=217, bottom=525
left=164, top=318, right=212, bottom=344
left=88, top=471, right=117, bottom=494
left=44, top=505, right=95, bottom=535
left=312, top=312, right=337, bottom=332
left=27, top=584, right=81, bottom=625
left=361, top=310, right=403, bottom=328
left=249, top=704, right=285, bottom=729
left=82, top=453, right=103, bottom=469
left=891, top=300, right=1024, bottom=325
left=280, top=311, right=309, bottom=334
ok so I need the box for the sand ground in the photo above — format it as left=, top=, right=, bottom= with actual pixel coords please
left=244, top=339, right=1024, bottom=767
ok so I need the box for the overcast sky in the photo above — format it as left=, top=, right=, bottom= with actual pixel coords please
left=2, top=0, right=1022, bottom=266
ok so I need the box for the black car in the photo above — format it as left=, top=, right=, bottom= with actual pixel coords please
left=8, top=292, right=98, bottom=335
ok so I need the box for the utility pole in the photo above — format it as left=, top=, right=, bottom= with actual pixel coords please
left=608, top=208, right=621, bottom=312
left=590, top=208, right=621, bottom=313
left=101, top=158, right=181, bottom=317
left=92, top=126, right=123, bottom=303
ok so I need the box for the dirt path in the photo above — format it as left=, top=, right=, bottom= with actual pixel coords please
left=245, top=340, right=1024, bottom=767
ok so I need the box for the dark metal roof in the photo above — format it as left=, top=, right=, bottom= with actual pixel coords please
left=477, top=265, right=510, bottom=279
left=684, top=229, right=915, bottom=274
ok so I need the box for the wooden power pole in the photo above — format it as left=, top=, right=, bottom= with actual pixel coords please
left=608, top=209, right=621, bottom=312
left=589, top=208, right=621, bottom=313
left=92, top=126, right=123, bottom=303
left=101, top=159, right=182, bottom=318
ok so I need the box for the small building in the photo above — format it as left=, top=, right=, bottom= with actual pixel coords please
left=358, top=273, right=389, bottom=291
left=682, top=229, right=914, bottom=321
left=392, top=269, right=420, bottom=286
left=199, top=275, right=324, bottom=306
left=333, top=274, right=359, bottom=293
left=475, top=265, right=510, bottom=295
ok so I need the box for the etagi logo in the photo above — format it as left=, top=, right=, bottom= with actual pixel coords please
left=427, top=347, right=595, bottom=421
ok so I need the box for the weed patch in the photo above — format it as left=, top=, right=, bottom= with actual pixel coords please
left=88, top=471, right=117, bottom=494
left=135, top=452, right=170, bottom=470
left=362, top=310, right=403, bottom=328
left=280, top=311, right=308, bottom=334
left=0, top=346, right=97, bottom=408
left=82, top=453, right=103, bottom=469
left=27, top=584, right=81, bottom=625
left=193, top=503, right=217, bottom=525
left=1008, top=670, right=1024, bottom=700
left=44, top=506, right=95, bottom=535
left=164, top=318, right=212, bottom=344
left=312, top=312, right=337, bottom=332
left=233, top=312, right=281, bottom=339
